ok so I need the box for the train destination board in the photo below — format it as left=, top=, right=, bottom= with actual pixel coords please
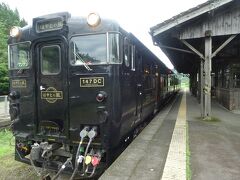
left=36, top=18, right=63, bottom=33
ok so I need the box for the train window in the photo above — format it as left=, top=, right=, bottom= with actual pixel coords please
left=124, top=37, right=130, bottom=67
left=109, top=33, right=120, bottom=63
left=131, top=45, right=135, bottom=71
left=70, top=34, right=107, bottom=65
left=9, top=42, right=31, bottom=69
left=143, top=63, right=153, bottom=89
left=41, top=45, right=61, bottom=75
left=137, top=53, right=143, bottom=72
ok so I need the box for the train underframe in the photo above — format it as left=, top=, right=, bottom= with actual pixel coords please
left=14, top=110, right=157, bottom=179
left=15, top=127, right=108, bottom=179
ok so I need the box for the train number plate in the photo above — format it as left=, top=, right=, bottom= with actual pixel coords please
left=80, top=77, right=104, bottom=87
left=12, top=79, right=26, bottom=88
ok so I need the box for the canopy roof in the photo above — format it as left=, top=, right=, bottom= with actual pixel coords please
left=150, top=0, right=240, bottom=73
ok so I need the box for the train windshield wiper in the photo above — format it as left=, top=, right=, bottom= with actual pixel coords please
left=74, top=52, right=92, bottom=71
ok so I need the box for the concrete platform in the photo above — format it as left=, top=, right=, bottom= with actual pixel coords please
left=100, top=93, right=183, bottom=180
left=100, top=90, right=240, bottom=180
left=0, top=100, right=10, bottom=127
left=0, top=97, right=9, bottom=114
left=187, top=92, right=240, bottom=180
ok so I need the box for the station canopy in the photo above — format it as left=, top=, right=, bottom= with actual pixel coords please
left=150, top=0, right=240, bottom=74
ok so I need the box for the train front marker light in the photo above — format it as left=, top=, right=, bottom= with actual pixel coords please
left=87, top=12, right=101, bottom=27
left=96, top=93, right=104, bottom=102
left=10, top=26, right=21, bottom=37
left=96, top=91, right=107, bottom=102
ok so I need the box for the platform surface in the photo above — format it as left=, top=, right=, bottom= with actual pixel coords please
left=100, top=92, right=183, bottom=180
left=188, top=92, right=240, bottom=180
left=0, top=100, right=10, bottom=127
left=100, top=90, right=240, bottom=180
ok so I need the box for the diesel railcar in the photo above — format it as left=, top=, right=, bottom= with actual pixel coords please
left=8, top=12, right=179, bottom=179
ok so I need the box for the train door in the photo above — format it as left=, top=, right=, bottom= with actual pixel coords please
left=135, top=50, right=143, bottom=123
left=36, top=41, right=68, bottom=137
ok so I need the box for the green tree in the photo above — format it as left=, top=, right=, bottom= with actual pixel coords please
left=0, top=3, right=27, bottom=95
left=0, top=63, right=9, bottom=94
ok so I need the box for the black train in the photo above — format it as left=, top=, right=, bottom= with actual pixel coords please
left=8, top=12, right=180, bottom=179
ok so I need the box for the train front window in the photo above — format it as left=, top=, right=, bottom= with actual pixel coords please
left=70, top=34, right=107, bottom=65
left=41, top=45, right=61, bottom=75
left=9, top=42, right=31, bottom=69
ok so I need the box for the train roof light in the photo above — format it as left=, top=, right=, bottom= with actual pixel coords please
left=87, top=12, right=101, bottom=27
left=10, top=26, right=21, bottom=37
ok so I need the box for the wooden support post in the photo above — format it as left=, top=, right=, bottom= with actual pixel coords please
left=197, top=68, right=200, bottom=103
left=204, top=32, right=212, bottom=118
left=200, top=60, right=204, bottom=117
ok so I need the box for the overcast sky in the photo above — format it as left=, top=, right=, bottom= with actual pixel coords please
left=1, top=0, right=207, bottom=69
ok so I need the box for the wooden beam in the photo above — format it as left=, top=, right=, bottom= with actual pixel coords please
left=159, top=45, right=195, bottom=54
left=212, top=34, right=237, bottom=58
left=181, top=39, right=205, bottom=59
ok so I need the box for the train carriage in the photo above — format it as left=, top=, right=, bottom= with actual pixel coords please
left=8, top=12, right=179, bottom=179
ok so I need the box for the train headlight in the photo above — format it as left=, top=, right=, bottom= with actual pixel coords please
left=87, top=12, right=101, bottom=27
left=10, top=26, right=21, bottom=37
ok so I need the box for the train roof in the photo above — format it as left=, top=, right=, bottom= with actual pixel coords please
left=8, top=12, right=169, bottom=73
left=8, top=12, right=122, bottom=43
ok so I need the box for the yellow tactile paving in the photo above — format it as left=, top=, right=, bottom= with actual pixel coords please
left=161, top=91, right=186, bottom=180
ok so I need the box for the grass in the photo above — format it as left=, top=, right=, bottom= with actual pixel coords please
left=0, top=128, right=38, bottom=180
left=0, top=128, right=14, bottom=158
left=203, top=116, right=221, bottom=122
left=186, top=123, right=192, bottom=180
left=195, top=116, right=221, bottom=122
